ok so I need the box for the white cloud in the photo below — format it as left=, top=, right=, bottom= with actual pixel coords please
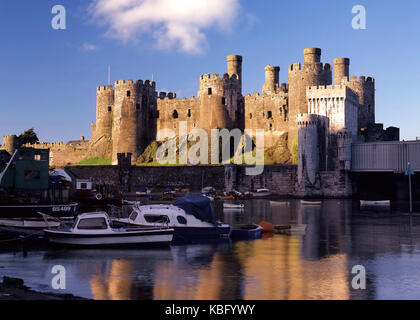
left=89, top=0, right=241, bottom=54
left=82, top=43, right=98, bottom=51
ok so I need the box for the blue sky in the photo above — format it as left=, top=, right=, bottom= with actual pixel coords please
left=0, top=0, right=419, bottom=142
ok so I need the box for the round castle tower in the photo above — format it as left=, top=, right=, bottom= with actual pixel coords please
left=345, top=76, right=375, bottom=131
left=262, top=65, right=280, bottom=94
left=111, top=80, right=139, bottom=165
left=288, top=48, right=332, bottom=149
left=198, top=55, right=243, bottom=131
left=2, top=135, right=18, bottom=155
left=226, top=54, right=242, bottom=94
left=297, top=113, right=329, bottom=187
left=111, top=79, right=157, bottom=165
left=334, top=58, right=350, bottom=85
left=95, top=85, right=114, bottom=140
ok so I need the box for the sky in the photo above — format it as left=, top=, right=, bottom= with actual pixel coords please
left=0, top=0, right=419, bottom=143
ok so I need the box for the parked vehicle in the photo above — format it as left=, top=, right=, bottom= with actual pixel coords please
left=44, top=212, right=174, bottom=247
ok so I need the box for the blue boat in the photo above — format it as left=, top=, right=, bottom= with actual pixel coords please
left=230, top=224, right=263, bottom=241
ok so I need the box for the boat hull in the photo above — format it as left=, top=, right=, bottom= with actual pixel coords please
left=44, top=229, right=173, bottom=247
left=231, top=225, right=263, bottom=241
left=0, top=203, right=78, bottom=219
left=173, top=226, right=231, bottom=243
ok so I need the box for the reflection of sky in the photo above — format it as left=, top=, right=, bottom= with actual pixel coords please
left=1, top=200, right=420, bottom=300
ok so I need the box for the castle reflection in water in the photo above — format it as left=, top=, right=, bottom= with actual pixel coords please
left=2, top=199, right=419, bottom=300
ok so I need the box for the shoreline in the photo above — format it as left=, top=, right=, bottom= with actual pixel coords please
left=0, top=276, right=87, bottom=300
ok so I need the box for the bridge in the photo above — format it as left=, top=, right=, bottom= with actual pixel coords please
left=351, top=140, right=420, bottom=173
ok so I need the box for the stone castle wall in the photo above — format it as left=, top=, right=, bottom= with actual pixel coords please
left=8, top=47, right=397, bottom=170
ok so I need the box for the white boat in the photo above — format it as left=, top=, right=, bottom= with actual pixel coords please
left=44, top=212, right=174, bottom=247
left=223, top=203, right=245, bottom=210
left=252, top=189, right=272, bottom=198
left=116, top=195, right=231, bottom=243
left=360, top=200, right=391, bottom=207
left=301, top=200, right=322, bottom=206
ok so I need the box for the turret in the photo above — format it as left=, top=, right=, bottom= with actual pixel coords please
left=334, top=58, right=350, bottom=85
left=227, top=54, right=242, bottom=93
left=304, top=48, right=321, bottom=64
left=95, top=85, right=114, bottom=140
left=112, top=80, right=138, bottom=165
left=3, top=135, right=18, bottom=155
left=262, top=65, right=280, bottom=94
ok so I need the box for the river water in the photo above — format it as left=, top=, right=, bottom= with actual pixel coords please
left=1, top=199, right=420, bottom=300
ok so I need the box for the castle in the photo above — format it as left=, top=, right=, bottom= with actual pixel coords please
left=1, top=48, right=400, bottom=168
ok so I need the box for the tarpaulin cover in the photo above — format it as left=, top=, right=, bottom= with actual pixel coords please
left=173, top=195, right=216, bottom=224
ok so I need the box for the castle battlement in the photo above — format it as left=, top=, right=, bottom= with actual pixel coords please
left=288, top=62, right=331, bottom=72
left=97, top=85, right=114, bottom=92
left=158, top=92, right=177, bottom=100
left=200, top=73, right=238, bottom=81
left=296, top=113, right=329, bottom=127
left=345, top=75, right=375, bottom=85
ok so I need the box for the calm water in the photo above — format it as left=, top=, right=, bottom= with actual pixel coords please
left=1, top=199, right=420, bottom=300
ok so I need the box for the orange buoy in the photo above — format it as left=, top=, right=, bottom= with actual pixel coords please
left=259, top=221, right=275, bottom=233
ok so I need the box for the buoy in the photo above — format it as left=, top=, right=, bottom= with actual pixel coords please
left=259, top=221, right=275, bottom=233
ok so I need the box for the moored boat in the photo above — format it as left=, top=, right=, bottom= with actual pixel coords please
left=360, top=200, right=391, bottom=207
left=0, top=202, right=78, bottom=219
left=116, top=195, right=231, bottom=243
left=44, top=212, right=174, bottom=247
left=223, top=203, right=245, bottom=210
left=301, top=200, right=322, bottom=206
left=230, top=224, right=263, bottom=241
left=252, top=189, right=272, bottom=198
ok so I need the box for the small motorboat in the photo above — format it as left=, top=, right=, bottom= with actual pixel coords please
left=360, top=200, right=391, bottom=207
left=136, top=187, right=151, bottom=196
left=252, top=189, right=272, bottom=198
left=275, top=224, right=307, bottom=235
left=301, top=200, right=322, bottom=206
left=115, top=195, right=231, bottom=243
left=230, top=224, right=263, bottom=241
left=44, top=212, right=174, bottom=247
left=223, top=203, right=245, bottom=210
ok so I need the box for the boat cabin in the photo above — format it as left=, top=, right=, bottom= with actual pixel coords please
left=71, top=212, right=112, bottom=233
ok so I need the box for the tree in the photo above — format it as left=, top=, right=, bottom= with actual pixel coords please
left=18, top=128, right=39, bottom=145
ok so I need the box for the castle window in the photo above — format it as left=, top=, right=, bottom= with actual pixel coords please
left=108, top=106, right=112, bottom=112
left=187, top=109, right=191, bottom=118
left=156, top=110, right=160, bottom=119
left=250, top=113, right=253, bottom=119
left=222, top=97, right=226, bottom=105
left=208, top=88, right=212, bottom=95
left=136, top=103, right=140, bottom=110
left=172, top=110, right=178, bottom=119
left=269, top=123, right=273, bottom=131
left=267, top=111, right=272, bottom=119
left=127, top=90, right=131, bottom=97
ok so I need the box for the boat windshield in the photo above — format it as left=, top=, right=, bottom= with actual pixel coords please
left=77, top=217, right=108, bottom=230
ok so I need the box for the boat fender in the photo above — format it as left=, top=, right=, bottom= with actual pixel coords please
left=259, top=221, right=275, bottom=233
left=95, top=193, right=103, bottom=201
